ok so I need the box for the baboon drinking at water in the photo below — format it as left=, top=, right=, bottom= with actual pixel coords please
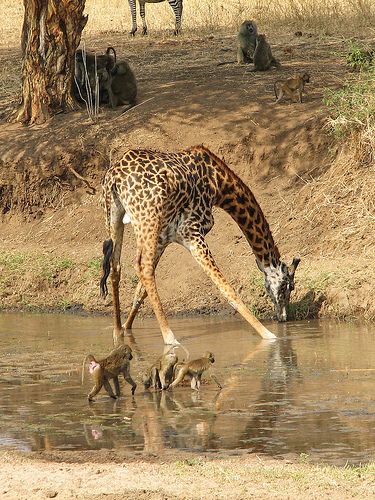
left=252, top=34, right=280, bottom=71
left=274, top=73, right=310, bottom=103
left=97, top=61, right=137, bottom=109
left=143, top=349, right=178, bottom=390
left=169, top=352, right=222, bottom=391
left=74, top=46, right=117, bottom=103
left=82, top=344, right=137, bottom=401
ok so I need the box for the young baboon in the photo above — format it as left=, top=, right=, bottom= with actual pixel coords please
left=252, top=34, right=280, bottom=71
left=169, top=352, right=222, bottom=391
left=274, top=73, right=310, bottom=103
left=143, top=349, right=178, bottom=390
left=74, top=46, right=117, bottom=103
left=98, top=61, right=137, bottom=109
left=237, top=20, right=258, bottom=64
left=82, top=344, right=137, bottom=401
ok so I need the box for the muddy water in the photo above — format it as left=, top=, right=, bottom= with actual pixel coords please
left=0, top=313, right=374, bottom=465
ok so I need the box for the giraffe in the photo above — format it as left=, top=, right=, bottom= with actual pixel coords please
left=100, top=145, right=300, bottom=345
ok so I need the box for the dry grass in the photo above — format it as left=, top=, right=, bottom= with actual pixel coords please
left=1, top=0, right=375, bottom=49
left=292, top=61, right=375, bottom=261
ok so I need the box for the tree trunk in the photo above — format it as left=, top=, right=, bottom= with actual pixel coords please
left=17, top=0, right=87, bottom=125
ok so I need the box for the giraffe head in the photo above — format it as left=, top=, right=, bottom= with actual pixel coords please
left=257, top=257, right=300, bottom=322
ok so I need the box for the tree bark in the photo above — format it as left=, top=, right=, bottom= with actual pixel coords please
left=17, top=0, right=87, bottom=125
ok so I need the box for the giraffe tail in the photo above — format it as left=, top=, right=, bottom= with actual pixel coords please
left=100, top=238, right=113, bottom=298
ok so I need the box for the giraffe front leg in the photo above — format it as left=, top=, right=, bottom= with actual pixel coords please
left=125, top=246, right=166, bottom=330
left=124, top=281, right=148, bottom=330
left=188, top=236, right=276, bottom=340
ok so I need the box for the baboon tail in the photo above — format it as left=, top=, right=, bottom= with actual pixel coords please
left=81, top=354, right=92, bottom=384
left=100, top=239, right=113, bottom=298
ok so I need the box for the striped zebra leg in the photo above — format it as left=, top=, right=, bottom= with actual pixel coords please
left=139, top=0, right=148, bottom=35
left=168, top=0, right=183, bottom=35
left=128, top=0, right=138, bottom=36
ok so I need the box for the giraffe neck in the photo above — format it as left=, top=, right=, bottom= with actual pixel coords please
left=206, top=154, right=280, bottom=268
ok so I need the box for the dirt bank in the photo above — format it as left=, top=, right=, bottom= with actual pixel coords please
left=1, top=30, right=375, bottom=321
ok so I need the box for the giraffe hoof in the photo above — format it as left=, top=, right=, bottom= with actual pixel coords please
left=263, top=330, right=277, bottom=340
left=165, top=338, right=180, bottom=347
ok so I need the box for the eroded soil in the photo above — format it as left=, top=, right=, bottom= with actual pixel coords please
left=1, top=30, right=374, bottom=320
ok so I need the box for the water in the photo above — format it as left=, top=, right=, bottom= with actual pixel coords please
left=0, top=312, right=374, bottom=465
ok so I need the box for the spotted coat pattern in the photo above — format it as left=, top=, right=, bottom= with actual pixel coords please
left=101, top=145, right=299, bottom=344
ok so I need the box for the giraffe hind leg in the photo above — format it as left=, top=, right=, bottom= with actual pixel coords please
left=100, top=239, right=113, bottom=298
left=102, top=196, right=125, bottom=342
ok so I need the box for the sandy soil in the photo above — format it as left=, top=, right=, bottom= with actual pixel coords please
left=1, top=450, right=374, bottom=499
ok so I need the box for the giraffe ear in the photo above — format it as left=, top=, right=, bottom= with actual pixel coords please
left=256, top=258, right=264, bottom=273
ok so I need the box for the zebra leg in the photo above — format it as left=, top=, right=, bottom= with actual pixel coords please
left=168, top=0, right=183, bottom=35
left=139, top=0, right=148, bottom=35
left=128, top=0, right=138, bottom=35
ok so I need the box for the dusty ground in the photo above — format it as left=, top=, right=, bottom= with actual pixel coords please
left=1, top=450, right=374, bottom=499
left=1, top=30, right=375, bottom=321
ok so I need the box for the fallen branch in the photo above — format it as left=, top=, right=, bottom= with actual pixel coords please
left=67, top=165, right=96, bottom=195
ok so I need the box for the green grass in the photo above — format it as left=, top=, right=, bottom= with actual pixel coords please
left=346, top=41, right=374, bottom=72
left=87, top=257, right=102, bottom=271
left=324, top=63, right=375, bottom=143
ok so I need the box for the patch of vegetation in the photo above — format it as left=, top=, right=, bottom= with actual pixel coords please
left=346, top=41, right=374, bottom=72
left=324, top=68, right=375, bottom=142
left=87, top=257, right=102, bottom=271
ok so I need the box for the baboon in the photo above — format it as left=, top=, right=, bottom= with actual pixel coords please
left=97, top=61, right=137, bottom=109
left=237, top=20, right=258, bottom=64
left=143, top=349, right=178, bottom=390
left=74, top=46, right=117, bottom=103
left=82, top=344, right=137, bottom=401
left=217, top=20, right=257, bottom=67
left=274, top=73, right=310, bottom=103
left=252, top=34, right=280, bottom=71
left=169, top=352, right=222, bottom=391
